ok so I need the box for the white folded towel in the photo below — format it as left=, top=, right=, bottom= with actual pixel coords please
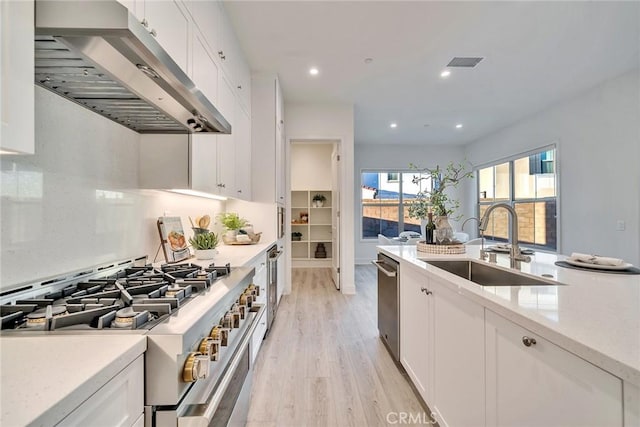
left=569, top=252, right=625, bottom=266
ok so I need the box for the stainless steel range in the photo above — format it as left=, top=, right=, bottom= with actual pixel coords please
left=0, top=256, right=264, bottom=427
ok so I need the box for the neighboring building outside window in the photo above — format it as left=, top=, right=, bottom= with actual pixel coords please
left=361, top=171, right=431, bottom=239
left=477, top=147, right=557, bottom=251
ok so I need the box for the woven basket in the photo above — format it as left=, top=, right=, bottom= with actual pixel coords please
left=417, top=241, right=466, bottom=254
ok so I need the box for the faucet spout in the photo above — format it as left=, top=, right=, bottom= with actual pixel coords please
left=478, top=203, right=531, bottom=268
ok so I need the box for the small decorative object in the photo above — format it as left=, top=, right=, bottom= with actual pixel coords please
left=217, top=212, right=249, bottom=241
left=292, top=231, right=303, bottom=241
left=407, top=161, right=473, bottom=238
left=312, top=193, right=327, bottom=207
left=299, top=212, right=309, bottom=223
left=315, top=242, right=327, bottom=258
left=189, top=214, right=211, bottom=235
left=157, top=216, right=191, bottom=263
left=189, top=232, right=219, bottom=260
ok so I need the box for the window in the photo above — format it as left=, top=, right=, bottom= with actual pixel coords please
left=361, top=171, right=431, bottom=239
left=477, top=148, right=557, bottom=250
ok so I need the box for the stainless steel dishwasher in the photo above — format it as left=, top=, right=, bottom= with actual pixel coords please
left=373, top=253, right=400, bottom=361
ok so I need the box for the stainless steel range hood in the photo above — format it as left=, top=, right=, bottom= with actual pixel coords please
left=34, top=0, right=231, bottom=134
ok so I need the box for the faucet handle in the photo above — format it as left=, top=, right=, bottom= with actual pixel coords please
left=479, top=249, right=488, bottom=260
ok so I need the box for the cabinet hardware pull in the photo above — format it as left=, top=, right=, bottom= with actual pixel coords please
left=141, top=19, right=148, bottom=28
left=420, top=287, right=432, bottom=295
left=522, top=336, right=537, bottom=347
left=237, top=85, right=242, bottom=89
left=150, top=29, right=157, bottom=37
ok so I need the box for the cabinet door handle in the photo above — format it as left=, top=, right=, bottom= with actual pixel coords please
left=522, top=336, right=537, bottom=347
left=141, top=18, right=149, bottom=28
left=150, top=28, right=157, bottom=37
left=218, top=51, right=226, bottom=60
left=237, top=85, right=242, bottom=90
left=237, top=190, right=242, bottom=193
left=420, top=287, right=432, bottom=295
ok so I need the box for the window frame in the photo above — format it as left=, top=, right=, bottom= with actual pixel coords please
left=475, top=144, right=559, bottom=252
left=360, top=169, right=430, bottom=241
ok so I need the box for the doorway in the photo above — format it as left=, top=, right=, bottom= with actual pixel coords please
left=289, top=140, right=341, bottom=290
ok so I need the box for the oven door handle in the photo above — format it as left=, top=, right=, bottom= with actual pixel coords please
left=178, top=305, right=265, bottom=427
left=268, top=250, right=283, bottom=262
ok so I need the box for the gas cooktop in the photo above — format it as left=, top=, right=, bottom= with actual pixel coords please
left=0, top=261, right=232, bottom=331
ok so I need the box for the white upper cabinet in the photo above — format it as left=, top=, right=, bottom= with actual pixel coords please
left=216, top=74, right=236, bottom=197
left=234, top=104, right=251, bottom=200
left=192, top=28, right=219, bottom=105
left=189, top=0, right=222, bottom=60
left=252, top=74, right=286, bottom=206
left=1, top=0, right=34, bottom=155
left=190, top=135, right=219, bottom=195
left=485, top=310, right=623, bottom=427
left=218, top=3, right=251, bottom=113
left=138, top=0, right=191, bottom=75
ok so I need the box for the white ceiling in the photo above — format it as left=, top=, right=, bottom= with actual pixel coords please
left=223, top=1, right=640, bottom=146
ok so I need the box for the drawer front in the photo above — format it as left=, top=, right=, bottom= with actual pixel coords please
left=251, top=308, right=268, bottom=364
left=58, top=356, right=144, bottom=427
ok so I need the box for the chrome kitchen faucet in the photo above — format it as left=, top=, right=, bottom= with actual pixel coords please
left=478, top=203, right=532, bottom=268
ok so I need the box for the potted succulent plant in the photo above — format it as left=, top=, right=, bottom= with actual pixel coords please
left=312, top=193, right=327, bottom=207
left=188, top=232, right=219, bottom=260
left=291, top=231, right=303, bottom=241
left=218, top=212, right=249, bottom=236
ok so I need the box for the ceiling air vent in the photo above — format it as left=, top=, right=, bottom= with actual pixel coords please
left=447, top=57, right=484, bottom=67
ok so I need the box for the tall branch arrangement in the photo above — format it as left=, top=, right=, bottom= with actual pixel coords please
left=407, top=161, right=473, bottom=219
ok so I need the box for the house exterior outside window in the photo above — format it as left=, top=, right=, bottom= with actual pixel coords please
left=477, top=147, right=557, bottom=251
left=361, top=171, right=430, bottom=239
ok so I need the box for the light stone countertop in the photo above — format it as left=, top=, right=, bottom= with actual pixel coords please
left=378, top=245, right=640, bottom=386
left=157, top=240, right=277, bottom=269
left=0, top=334, right=146, bottom=427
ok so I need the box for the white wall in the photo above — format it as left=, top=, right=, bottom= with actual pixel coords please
left=0, top=87, right=225, bottom=289
left=354, top=143, right=469, bottom=263
left=285, top=103, right=355, bottom=293
left=291, top=143, right=333, bottom=190
left=465, top=69, right=640, bottom=265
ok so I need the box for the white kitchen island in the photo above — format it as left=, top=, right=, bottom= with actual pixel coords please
left=379, top=244, right=640, bottom=427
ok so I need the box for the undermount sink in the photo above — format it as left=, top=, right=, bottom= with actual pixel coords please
left=424, top=260, right=562, bottom=287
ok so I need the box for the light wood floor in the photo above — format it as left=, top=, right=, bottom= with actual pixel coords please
left=247, top=266, right=427, bottom=427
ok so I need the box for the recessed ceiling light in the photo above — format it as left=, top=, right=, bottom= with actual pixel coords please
left=390, top=123, right=398, bottom=128
left=440, top=70, right=451, bottom=78
left=309, top=67, right=319, bottom=76
left=456, top=123, right=463, bottom=129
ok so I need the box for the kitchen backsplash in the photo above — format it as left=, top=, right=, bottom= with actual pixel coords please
left=0, top=87, right=225, bottom=289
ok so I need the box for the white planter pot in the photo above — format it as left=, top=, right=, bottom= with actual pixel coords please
left=194, top=249, right=217, bottom=260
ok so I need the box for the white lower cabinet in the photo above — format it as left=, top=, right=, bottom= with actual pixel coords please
left=57, top=356, right=144, bottom=427
left=400, top=263, right=433, bottom=404
left=251, top=308, right=268, bottom=364
left=485, top=310, right=623, bottom=427
left=431, top=276, right=485, bottom=427
left=252, top=256, right=267, bottom=305
left=400, top=266, right=485, bottom=427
